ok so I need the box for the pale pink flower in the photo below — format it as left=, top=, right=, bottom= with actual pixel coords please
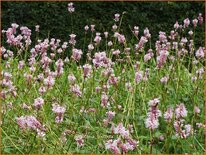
left=145, top=98, right=161, bottom=130
left=44, top=76, right=55, bottom=89
left=68, top=73, right=76, bottom=83
left=114, top=13, right=120, bottom=22
left=108, top=41, right=113, bottom=47
left=38, top=86, right=46, bottom=95
left=112, top=24, right=118, bottom=31
left=160, top=75, right=169, bottom=84
left=157, top=49, right=169, bottom=69
left=144, top=52, right=153, bottom=62
left=106, top=111, right=115, bottom=121
left=84, top=25, right=89, bottom=31
left=105, top=139, right=121, bottom=154
left=94, top=34, right=102, bottom=44
left=35, top=25, right=40, bottom=32
left=120, top=142, right=135, bottom=153
left=148, top=98, right=160, bottom=107
left=90, top=25, right=95, bottom=32
left=196, top=47, right=204, bottom=59
left=16, top=116, right=43, bottom=131
left=194, top=106, right=200, bottom=114
left=175, top=103, right=187, bottom=119
left=135, top=36, right=148, bottom=50
left=69, top=34, right=76, bottom=46
left=104, top=32, right=108, bottom=38
left=72, top=48, right=82, bottom=61
left=198, top=13, right=203, bottom=24
left=158, top=31, right=167, bottom=43
left=144, top=27, right=151, bottom=38
left=52, top=103, right=66, bottom=123
left=70, top=84, right=82, bottom=97
left=114, top=32, right=125, bottom=44
left=101, top=93, right=109, bottom=108
left=112, top=49, right=121, bottom=56
left=183, top=18, right=190, bottom=28
left=83, top=64, right=92, bottom=78
left=88, top=44, right=94, bottom=51
left=68, top=3, right=75, bottom=13
left=192, top=19, right=198, bottom=27
left=174, top=21, right=179, bottom=29
left=188, top=30, right=193, bottom=36
left=33, top=97, right=44, bottom=110
left=164, top=107, right=173, bottom=122
left=135, top=71, right=143, bottom=83
left=92, top=52, right=112, bottom=68
left=145, top=113, right=159, bottom=130
left=108, top=74, right=119, bottom=86
left=113, top=123, right=129, bottom=137
left=75, top=135, right=84, bottom=147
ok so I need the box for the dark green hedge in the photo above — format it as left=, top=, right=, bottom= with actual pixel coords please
left=1, top=2, right=205, bottom=48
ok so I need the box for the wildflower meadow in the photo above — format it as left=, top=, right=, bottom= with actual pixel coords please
left=1, top=2, right=205, bottom=154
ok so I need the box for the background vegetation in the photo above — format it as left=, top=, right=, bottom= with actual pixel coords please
left=2, top=2, right=205, bottom=48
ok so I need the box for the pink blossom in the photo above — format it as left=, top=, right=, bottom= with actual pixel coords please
left=70, top=84, right=82, bottom=97
left=157, top=49, right=169, bottom=69
left=69, top=34, right=76, bottom=46
left=113, top=123, right=129, bottom=137
left=68, top=3, right=75, bottom=13
left=160, top=75, right=169, bottom=84
left=92, top=52, right=112, bottom=68
left=101, top=93, right=109, bottom=108
left=94, top=33, right=102, bottom=44
left=68, top=73, right=76, bottom=83
left=33, top=97, right=44, bottom=110
left=114, top=13, right=120, bottom=22
left=175, top=103, right=187, bottom=119
left=44, top=76, right=55, bottom=89
left=144, top=52, right=153, bottom=62
left=164, top=107, right=173, bottom=122
left=112, top=49, right=121, bottom=56
left=135, top=71, right=143, bottom=83
left=135, top=36, right=148, bottom=50
left=52, top=103, right=66, bottom=123
left=88, top=44, right=94, bottom=51
left=144, top=27, right=151, bottom=38
left=183, top=18, right=190, bottom=28
left=198, top=13, right=203, bottom=24
left=108, top=74, right=119, bottom=86
left=148, top=98, right=160, bottom=107
left=38, top=86, right=46, bottom=95
left=115, top=33, right=125, bottom=44
left=84, top=25, right=89, bottom=31
left=105, top=139, right=121, bottom=154
left=90, top=25, right=95, bottom=32
left=72, top=48, right=83, bottom=61
left=174, top=21, right=179, bottom=29
left=106, top=111, right=115, bottom=121
left=194, top=106, right=200, bottom=114
left=196, top=47, right=205, bottom=59
left=75, top=135, right=84, bottom=147
left=35, top=25, right=40, bottom=32
left=145, top=98, right=161, bottom=130
left=16, top=115, right=43, bottom=131
left=104, top=32, right=108, bottom=38
left=192, top=19, right=198, bottom=27
left=112, top=24, right=118, bottom=31
left=55, top=59, right=64, bottom=76
left=83, top=64, right=92, bottom=78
